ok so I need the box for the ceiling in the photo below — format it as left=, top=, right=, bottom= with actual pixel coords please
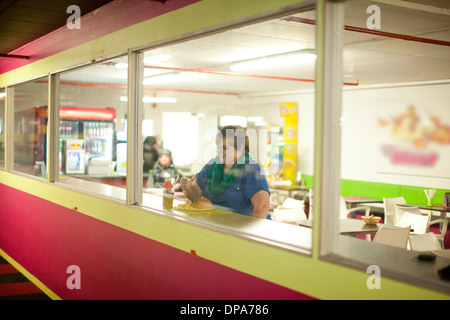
left=60, top=0, right=450, bottom=92
left=4, top=0, right=450, bottom=105
left=0, top=0, right=116, bottom=55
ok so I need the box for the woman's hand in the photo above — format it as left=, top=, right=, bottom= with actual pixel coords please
left=180, top=177, right=192, bottom=191
left=180, top=177, right=203, bottom=201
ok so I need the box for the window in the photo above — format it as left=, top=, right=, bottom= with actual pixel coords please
left=323, top=0, right=450, bottom=289
left=0, top=87, right=4, bottom=167
left=138, top=10, right=316, bottom=254
left=56, top=56, right=128, bottom=200
left=12, top=77, right=48, bottom=176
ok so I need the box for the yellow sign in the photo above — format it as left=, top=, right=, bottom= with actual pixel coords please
left=280, top=102, right=298, bottom=184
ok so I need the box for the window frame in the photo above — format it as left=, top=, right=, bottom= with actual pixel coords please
left=315, top=0, right=450, bottom=294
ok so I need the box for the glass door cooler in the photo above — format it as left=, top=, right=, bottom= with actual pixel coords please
left=35, top=106, right=116, bottom=175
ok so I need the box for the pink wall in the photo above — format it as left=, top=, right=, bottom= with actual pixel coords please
left=0, top=184, right=314, bottom=299
left=0, top=0, right=201, bottom=74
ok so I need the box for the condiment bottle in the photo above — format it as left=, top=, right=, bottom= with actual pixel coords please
left=162, top=178, right=174, bottom=210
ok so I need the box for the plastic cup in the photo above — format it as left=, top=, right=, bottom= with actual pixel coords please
left=163, top=189, right=174, bottom=210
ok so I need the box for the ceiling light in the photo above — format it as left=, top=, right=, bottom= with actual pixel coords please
left=120, top=96, right=177, bottom=103
left=143, top=72, right=181, bottom=85
left=114, top=62, right=128, bottom=69
left=230, top=49, right=316, bottom=72
left=248, top=116, right=263, bottom=122
left=143, top=97, right=177, bottom=103
left=219, top=115, right=248, bottom=128
left=143, top=54, right=172, bottom=64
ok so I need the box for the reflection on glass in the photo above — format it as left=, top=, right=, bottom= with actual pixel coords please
left=13, top=77, right=48, bottom=176
left=337, top=0, right=450, bottom=253
left=139, top=11, right=316, bottom=251
left=58, top=56, right=128, bottom=197
left=0, top=88, right=4, bottom=167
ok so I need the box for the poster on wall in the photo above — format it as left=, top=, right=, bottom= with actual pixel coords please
left=377, top=104, right=450, bottom=178
left=280, top=102, right=298, bottom=184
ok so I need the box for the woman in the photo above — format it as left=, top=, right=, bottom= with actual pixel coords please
left=143, top=136, right=160, bottom=173
left=180, top=125, right=270, bottom=218
left=146, top=149, right=182, bottom=190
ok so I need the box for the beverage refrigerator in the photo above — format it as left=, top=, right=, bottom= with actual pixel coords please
left=35, top=106, right=116, bottom=174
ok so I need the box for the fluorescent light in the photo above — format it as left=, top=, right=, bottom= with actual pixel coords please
left=219, top=115, right=248, bottom=127
left=143, top=72, right=181, bottom=85
left=143, top=54, right=172, bottom=64
left=248, top=116, right=263, bottom=122
left=120, top=96, right=177, bottom=103
left=0, top=92, right=6, bottom=98
left=114, top=62, right=128, bottom=69
left=143, top=97, right=177, bottom=103
left=230, top=50, right=316, bottom=71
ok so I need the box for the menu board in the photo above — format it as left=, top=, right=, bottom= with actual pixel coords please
left=280, top=102, right=298, bottom=185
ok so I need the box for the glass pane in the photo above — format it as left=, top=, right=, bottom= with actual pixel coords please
left=140, top=10, right=316, bottom=252
left=337, top=1, right=450, bottom=253
left=13, top=77, right=48, bottom=176
left=58, top=56, right=128, bottom=200
left=0, top=88, right=4, bottom=167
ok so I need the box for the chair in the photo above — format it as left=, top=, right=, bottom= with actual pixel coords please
left=428, top=217, right=448, bottom=245
left=272, top=198, right=307, bottom=224
left=408, top=232, right=442, bottom=251
left=308, top=189, right=314, bottom=220
left=383, top=197, right=406, bottom=225
left=272, top=206, right=307, bottom=224
left=373, top=225, right=411, bottom=249
left=339, top=196, right=370, bottom=241
left=339, top=196, right=370, bottom=219
left=393, top=204, right=430, bottom=234
left=443, top=192, right=450, bottom=207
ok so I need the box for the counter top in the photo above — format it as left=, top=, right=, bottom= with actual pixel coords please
left=141, top=193, right=312, bottom=255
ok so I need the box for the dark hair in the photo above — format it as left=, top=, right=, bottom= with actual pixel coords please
left=216, top=125, right=249, bottom=154
left=144, top=136, right=157, bottom=145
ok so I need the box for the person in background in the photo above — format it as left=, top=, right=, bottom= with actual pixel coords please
left=143, top=136, right=160, bottom=173
left=146, top=149, right=182, bottom=190
left=180, top=125, right=270, bottom=218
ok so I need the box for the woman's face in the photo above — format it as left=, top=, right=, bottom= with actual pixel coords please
left=216, top=138, right=243, bottom=165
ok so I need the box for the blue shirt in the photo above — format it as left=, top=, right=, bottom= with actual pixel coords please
left=196, top=157, right=270, bottom=217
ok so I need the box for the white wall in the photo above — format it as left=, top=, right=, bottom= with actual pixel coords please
left=342, top=82, right=450, bottom=189
left=59, top=81, right=450, bottom=189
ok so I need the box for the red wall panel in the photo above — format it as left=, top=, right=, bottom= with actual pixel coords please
left=0, top=184, right=314, bottom=299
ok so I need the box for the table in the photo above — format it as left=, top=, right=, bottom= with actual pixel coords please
left=431, top=250, right=450, bottom=260
left=343, top=196, right=383, bottom=209
left=297, top=218, right=380, bottom=236
left=339, top=218, right=380, bottom=236
left=270, top=185, right=309, bottom=199
left=403, top=204, right=450, bottom=216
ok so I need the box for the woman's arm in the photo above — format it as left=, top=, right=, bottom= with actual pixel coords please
left=180, top=177, right=203, bottom=201
left=250, top=189, right=270, bottom=218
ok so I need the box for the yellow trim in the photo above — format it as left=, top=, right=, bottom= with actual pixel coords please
left=0, top=248, right=61, bottom=300
left=0, top=0, right=307, bottom=86
left=1, top=171, right=449, bottom=299
left=0, top=0, right=449, bottom=300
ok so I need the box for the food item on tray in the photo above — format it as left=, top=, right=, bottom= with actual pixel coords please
left=193, top=197, right=213, bottom=209
left=362, top=215, right=381, bottom=225
left=177, top=197, right=213, bottom=210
